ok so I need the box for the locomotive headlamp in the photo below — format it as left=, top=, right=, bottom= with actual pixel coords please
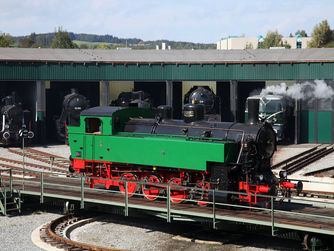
left=279, top=170, right=287, bottom=180
left=3, top=131, right=10, bottom=139
left=258, top=174, right=264, bottom=181
left=5, top=124, right=9, bottom=129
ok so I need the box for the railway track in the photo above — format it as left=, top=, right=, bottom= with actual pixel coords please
left=304, top=166, right=334, bottom=177
left=293, top=189, right=334, bottom=200
left=8, top=148, right=69, bottom=169
left=40, top=214, right=120, bottom=251
left=0, top=156, right=69, bottom=174
left=272, top=144, right=334, bottom=175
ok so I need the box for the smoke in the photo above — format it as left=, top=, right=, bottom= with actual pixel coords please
left=260, top=80, right=334, bottom=100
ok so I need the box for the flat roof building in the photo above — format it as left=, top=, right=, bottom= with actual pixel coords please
left=217, top=36, right=312, bottom=50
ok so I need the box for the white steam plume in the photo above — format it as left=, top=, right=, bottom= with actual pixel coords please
left=260, top=80, right=334, bottom=100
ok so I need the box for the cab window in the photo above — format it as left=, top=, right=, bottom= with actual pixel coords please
left=85, top=118, right=102, bottom=134
left=264, top=100, right=282, bottom=113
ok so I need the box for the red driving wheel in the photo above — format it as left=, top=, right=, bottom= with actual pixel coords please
left=141, top=175, right=162, bottom=200
left=119, top=173, right=138, bottom=197
left=169, top=177, right=187, bottom=203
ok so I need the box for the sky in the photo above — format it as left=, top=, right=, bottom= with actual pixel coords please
left=1, top=0, right=334, bottom=43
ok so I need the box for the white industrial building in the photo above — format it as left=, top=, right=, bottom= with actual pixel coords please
left=217, top=36, right=312, bottom=50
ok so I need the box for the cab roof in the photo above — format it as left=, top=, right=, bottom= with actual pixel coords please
left=81, top=106, right=124, bottom=117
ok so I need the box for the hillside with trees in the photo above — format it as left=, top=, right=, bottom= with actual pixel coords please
left=2, top=20, right=334, bottom=49
left=10, top=29, right=216, bottom=49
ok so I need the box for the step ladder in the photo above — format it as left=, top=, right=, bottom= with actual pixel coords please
left=0, top=175, right=21, bottom=216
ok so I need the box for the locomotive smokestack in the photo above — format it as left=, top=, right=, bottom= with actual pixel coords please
left=247, top=98, right=259, bottom=124
left=157, top=105, right=173, bottom=120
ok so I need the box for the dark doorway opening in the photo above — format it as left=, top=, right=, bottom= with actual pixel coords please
left=134, top=82, right=166, bottom=108
left=46, top=81, right=99, bottom=142
left=0, top=81, right=36, bottom=134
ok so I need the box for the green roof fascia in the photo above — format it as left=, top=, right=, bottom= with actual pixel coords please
left=1, top=61, right=334, bottom=81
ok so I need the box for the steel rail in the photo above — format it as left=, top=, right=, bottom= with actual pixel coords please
left=271, top=145, right=319, bottom=169
left=8, top=148, right=68, bottom=169
left=40, top=214, right=122, bottom=251
left=0, top=156, right=69, bottom=174
left=24, top=148, right=70, bottom=164
left=304, top=166, right=334, bottom=176
left=286, top=145, right=334, bottom=175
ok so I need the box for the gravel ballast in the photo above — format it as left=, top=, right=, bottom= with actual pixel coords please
left=0, top=211, right=61, bottom=251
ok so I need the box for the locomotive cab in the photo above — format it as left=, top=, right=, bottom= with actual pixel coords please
left=245, top=95, right=294, bottom=143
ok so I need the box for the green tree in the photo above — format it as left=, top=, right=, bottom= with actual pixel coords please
left=51, top=27, right=77, bottom=49
left=244, top=42, right=253, bottom=49
left=19, top=37, right=36, bottom=48
left=96, top=43, right=111, bottom=49
left=282, top=40, right=291, bottom=49
left=0, top=33, right=13, bottom=47
left=295, top=30, right=308, bottom=37
left=262, top=30, right=283, bottom=49
left=79, top=43, right=89, bottom=49
left=308, top=20, right=332, bottom=48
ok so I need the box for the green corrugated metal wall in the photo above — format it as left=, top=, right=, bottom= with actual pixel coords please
left=300, top=110, right=333, bottom=143
left=1, top=62, right=334, bottom=81
left=317, top=111, right=332, bottom=143
left=300, top=111, right=315, bottom=143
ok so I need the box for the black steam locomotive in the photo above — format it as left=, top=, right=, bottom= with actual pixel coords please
left=184, top=86, right=221, bottom=121
left=55, top=89, right=89, bottom=143
left=0, top=93, right=33, bottom=145
left=69, top=97, right=302, bottom=206
left=110, top=90, right=152, bottom=109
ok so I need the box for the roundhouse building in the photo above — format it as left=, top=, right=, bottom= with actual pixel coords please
left=0, top=47, right=333, bottom=143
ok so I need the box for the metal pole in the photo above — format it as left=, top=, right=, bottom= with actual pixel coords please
left=40, top=172, right=44, bottom=204
left=166, top=81, right=173, bottom=107
left=80, top=176, right=84, bottom=209
left=22, top=137, right=25, bottom=190
left=50, top=156, right=54, bottom=173
left=9, top=169, right=12, bottom=197
left=18, top=190, right=21, bottom=213
left=271, top=196, right=275, bottom=236
left=125, top=181, right=128, bottom=217
left=213, top=190, right=216, bottom=229
left=294, top=98, right=300, bottom=144
left=167, top=184, right=171, bottom=223
left=4, top=187, right=6, bottom=216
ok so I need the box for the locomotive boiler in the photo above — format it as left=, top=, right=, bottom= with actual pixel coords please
left=110, top=90, right=152, bottom=109
left=0, top=94, right=33, bottom=145
left=67, top=99, right=301, bottom=205
left=56, top=89, right=89, bottom=143
left=184, top=86, right=221, bottom=121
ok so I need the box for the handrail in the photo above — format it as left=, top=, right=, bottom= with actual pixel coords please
left=5, top=168, right=334, bottom=207
left=2, top=168, right=334, bottom=236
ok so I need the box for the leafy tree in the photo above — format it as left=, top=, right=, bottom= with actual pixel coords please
left=51, top=27, right=77, bottom=49
left=96, top=43, right=111, bottom=49
left=324, top=41, right=334, bottom=48
left=245, top=42, right=253, bottom=49
left=295, top=30, right=308, bottom=37
left=262, top=30, right=283, bottom=49
left=282, top=40, right=291, bottom=49
left=19, top=37, right=36, bottom=48
left=0, top=33, right=14, bottom=47
left=308, top=20, right=332, bottom=48
left=79, top=43, right=89, bottom=49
